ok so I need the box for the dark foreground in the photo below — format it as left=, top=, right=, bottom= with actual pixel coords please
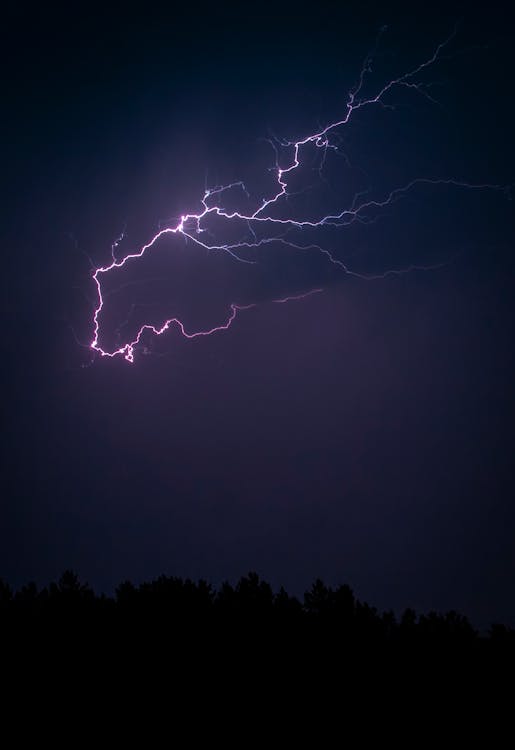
left=3, top=571, right=515, bottom=724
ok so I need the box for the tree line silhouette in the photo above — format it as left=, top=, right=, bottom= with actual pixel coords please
left=1, top=570, right=514, bottom=654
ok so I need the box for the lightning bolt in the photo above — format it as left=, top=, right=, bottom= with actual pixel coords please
left=89, top=28, right=507, bottom=363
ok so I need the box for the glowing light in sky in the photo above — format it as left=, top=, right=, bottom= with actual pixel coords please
left=89, top=29, right=506, bottom=363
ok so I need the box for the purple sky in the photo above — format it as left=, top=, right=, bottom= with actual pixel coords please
left=2, top=3, right=514, bottom=627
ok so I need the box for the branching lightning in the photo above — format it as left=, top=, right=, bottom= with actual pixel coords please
left=89, top=29, right=506, bottom=363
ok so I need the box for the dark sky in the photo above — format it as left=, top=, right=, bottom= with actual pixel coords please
left=2, top=3, right=514, bottom=627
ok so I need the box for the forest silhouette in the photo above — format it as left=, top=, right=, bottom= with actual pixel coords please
left=1, top=571, right=514, bottom=659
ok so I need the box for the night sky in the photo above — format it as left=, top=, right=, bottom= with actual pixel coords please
left=2, top=3, right=514, bottom=627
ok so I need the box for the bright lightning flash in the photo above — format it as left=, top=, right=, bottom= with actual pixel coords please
left=89, top=30, right=506, bottom=363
